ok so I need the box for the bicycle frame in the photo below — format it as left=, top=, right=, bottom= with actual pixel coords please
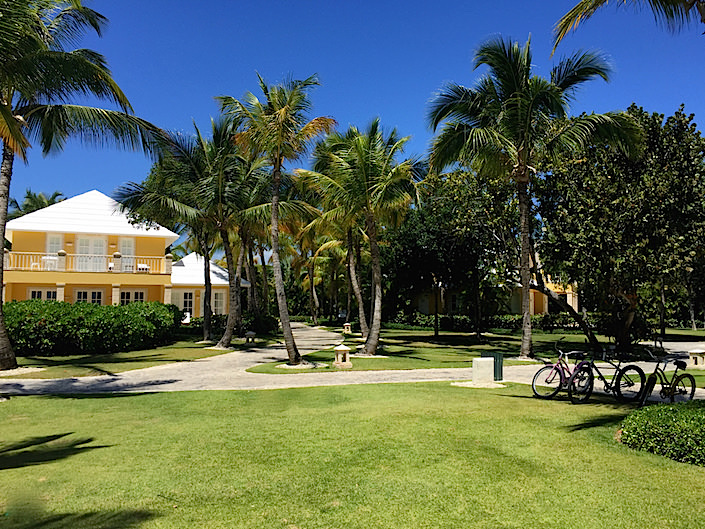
left=645, top=356, right=686, bottom=399
left=575, top=350, right=627, bottom=396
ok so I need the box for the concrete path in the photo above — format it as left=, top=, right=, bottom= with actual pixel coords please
left=1, top=323, right=704, bottom=396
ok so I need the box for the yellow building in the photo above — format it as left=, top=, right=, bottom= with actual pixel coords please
left=509, top=280, right=579, bottom=315
left=3, top=190, right=179, bottom=306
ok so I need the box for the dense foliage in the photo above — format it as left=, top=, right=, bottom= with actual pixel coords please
left=538, top=105, right=705, bottom=347
left=4, top=301, right=181, bottom=356
left=621, top=400, right=705, bottom=466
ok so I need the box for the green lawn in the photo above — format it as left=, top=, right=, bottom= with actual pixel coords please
left=248, top=329, right=603, bottom=374
left=1, top=384, right=704, bottom=528
left=2, top=335, right=276, bottom=379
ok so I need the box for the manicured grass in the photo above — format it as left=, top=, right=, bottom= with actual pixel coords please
left=1, top=384, right=704, bottom=528
left=2, top=335, right=276, bottom=379
left=248, top=328, right=603, bottom=374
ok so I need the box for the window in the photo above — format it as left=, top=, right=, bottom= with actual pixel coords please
left=76, top=290, right=102, bottom=304
left=46, top=234, right=62, bottom=254
left=213, top=291, right=225, bottom=314
left=77, top=237, right=107, bottom=272
left=120, top=290, right=145, bottom=305
left=29, top=288, right=57, bottom=300
left=183, top=292, right=193, bottom=314
left=120, top=291, right=131, bottom=305
left=119, top=238, right=135, bottom=272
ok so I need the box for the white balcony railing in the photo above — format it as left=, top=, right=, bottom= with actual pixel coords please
left=4, top=251, right=170, bottom=274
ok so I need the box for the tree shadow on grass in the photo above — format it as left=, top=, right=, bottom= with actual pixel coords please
left=0, top=433, right=108, bottom=470
left=0, top=506, right=157, bottom=529
left=0, top=378, right=181, bottom=396
left=566, top=412, right=629, bottom=432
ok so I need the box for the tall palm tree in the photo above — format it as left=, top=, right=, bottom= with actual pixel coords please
left=218, top=74, right=335, bottom=365
left=554, top=0, right=705, bottom=49
left=297, top=119, right=424, bottom=354
left=428, top=37, right=640, bottom=357
left=8, top=189, right=64, bottom=219
left=0, top=1, right=158, bottom=371
left=116, top=155, right=218, bottom=342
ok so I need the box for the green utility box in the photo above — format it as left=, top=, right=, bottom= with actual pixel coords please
left=480, top=351, right=503, bottom=381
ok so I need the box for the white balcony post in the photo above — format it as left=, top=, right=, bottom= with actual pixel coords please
left=56, top=283, right=65, bottom=302
left=57, top=250, right=67, bottom=271
left=165, top=253, right=173, bottom=274
left=3, top=249, right=8, bottom=270
left=112, top=284, right=120, bottom=306
left=112, top=252, right=122, bottom=273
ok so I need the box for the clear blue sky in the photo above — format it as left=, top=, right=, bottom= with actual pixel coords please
left=12, top=0, right=705, bottom=201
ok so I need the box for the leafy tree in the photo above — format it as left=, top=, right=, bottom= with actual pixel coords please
left=8, top=189, right=64, bottom=219
left=218, top=74, right=335, bottom=365
left=297, top=118, right=424, bottom=354
left=384, top=171, right=517, bottom=338
left=428, top=36, right=639, bottom=357
left=0, top=1, right=158, bottom=371
left=538, top=104, right=705, bottom=348
left=554, top=0, right=705, bottom=50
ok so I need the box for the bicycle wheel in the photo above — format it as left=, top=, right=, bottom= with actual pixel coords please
left=532, top=366, right=563, bottom=399
left=615, top=365, right=646, bottom=402
left=639, top=374, right=657, bottom=407
left=568, top=365, right=594, bottom=404
left=670, top=373, right=696, bottom=403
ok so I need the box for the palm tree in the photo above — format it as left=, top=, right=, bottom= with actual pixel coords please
left=297, top=119, right=424, bottom=355
left=0, top=1, right=158, bottom=371
left=8, top=189, right=64, bottom=219
left=116, top=156, right=219, bottom=342
left=554, top=0, right=705, bottom=49
left=428, top=37, right=640, bottom=357
left=217, top=74, right=335, bottom=365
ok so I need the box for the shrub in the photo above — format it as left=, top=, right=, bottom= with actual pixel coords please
left=4, top=300, right=181, bottom=356
left=185, top=312, right=279, bottom=337
left=620, top=400, right=705, bottom=466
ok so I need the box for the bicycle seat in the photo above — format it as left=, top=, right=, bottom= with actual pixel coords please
left=675, top=360, right=687, bottom=370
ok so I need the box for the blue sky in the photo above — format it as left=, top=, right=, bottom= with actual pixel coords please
left=12, top=0, right=705, bottom=201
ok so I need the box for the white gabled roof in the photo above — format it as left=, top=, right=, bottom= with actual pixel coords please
left=5, top=190, right=179, bottom=245
left=171, top=252, right=251, bottom=287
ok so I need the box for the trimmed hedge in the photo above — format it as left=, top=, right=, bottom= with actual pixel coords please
left=620, top=400, right=705, bottom=466
left=4, top=300, right=181, bottom=356
left=184, top=311, right=279, bottom=336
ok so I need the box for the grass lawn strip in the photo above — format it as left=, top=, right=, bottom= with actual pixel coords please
left=1, top=384, right=704, bottom=528
left=5, top=336, right=277, bottom=379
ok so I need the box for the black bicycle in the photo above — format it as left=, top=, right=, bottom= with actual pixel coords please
left=638, top=351, right=695, bottom=406
left=567, top=347, right=646, bottom=404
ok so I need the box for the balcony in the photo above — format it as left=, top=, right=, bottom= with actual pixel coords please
left=4, top=251, right=171, bottom=275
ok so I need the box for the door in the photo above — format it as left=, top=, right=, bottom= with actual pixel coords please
left=77, top=237, right=106, bottom=272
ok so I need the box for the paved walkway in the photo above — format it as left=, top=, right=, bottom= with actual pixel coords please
left=0, top=323, right=703, bottom=396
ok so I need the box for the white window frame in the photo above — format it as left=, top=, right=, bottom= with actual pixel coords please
left=120, top=289, right=146, bottom=305
left=76, top=236, right=108, bottom=272
left=46, top=234, right=63, bottom=254
left=182, top=291, right=194, bottom=315
left=27, top=287, right=57, bottom=301
left=119, top=237, right=136, bottom=272
left=213, top=291, right=225, bottom=315
left=75, top=289, right=104, bottom=304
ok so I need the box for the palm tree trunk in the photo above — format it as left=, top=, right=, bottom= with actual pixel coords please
left=345, top=264, right=352, bottom=324
left=259, top=245, right=269, bottom=315
left=271, top=163, right=300, bottom=364
left=0, top=143, right=16, bottom=370
left=363, top=215, right=383, bottom=355
left=517, top=178, right=533, bottom=358
left=199, top=237, right=213, bottom=341
left=216, top=229, right=242, bottom=348
left=247, top=242, right=261, bottom=315
left=347, top=230, right=368, bottom=337
left=308, top=260, right=319, bottom=325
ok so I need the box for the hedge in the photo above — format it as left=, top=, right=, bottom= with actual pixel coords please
left=620, top=400, right=705, bottom=466
left=4, top=300, right=181, bottom=356
left=183, top=311, right=279, bottom=336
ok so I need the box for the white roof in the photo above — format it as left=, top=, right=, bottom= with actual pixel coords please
left=171, top=253, right=251, bottom=287
left=5, top=189, right=179, bottom=245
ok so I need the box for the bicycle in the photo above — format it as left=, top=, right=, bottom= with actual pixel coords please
left=638, top=351, right=696, bottom=406
left=531, top=340, right=585, bottom=399
left=567, top=346, right=646, bottom=404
